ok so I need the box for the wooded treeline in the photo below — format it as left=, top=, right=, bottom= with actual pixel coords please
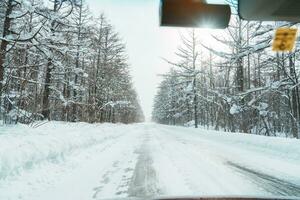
left=152, top=2, right=300, bottom=139
left=0, top=0, right=144, bottom=124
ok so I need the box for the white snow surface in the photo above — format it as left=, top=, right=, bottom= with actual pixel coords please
left=0, top=122, right=300, bottom=200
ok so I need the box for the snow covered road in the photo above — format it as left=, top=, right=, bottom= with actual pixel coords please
left=1, top=122, right=300, bottom=200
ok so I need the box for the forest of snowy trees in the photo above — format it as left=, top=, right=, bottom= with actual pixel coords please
left=0, top=0, right=144, bottom=124
left=152, top=3, right=300, bottom=139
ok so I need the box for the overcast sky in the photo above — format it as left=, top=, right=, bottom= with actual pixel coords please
left=85, top=0, right=224, bottom=121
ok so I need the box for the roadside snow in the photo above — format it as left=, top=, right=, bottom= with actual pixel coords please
left=0, top=122, right=124, bottom=180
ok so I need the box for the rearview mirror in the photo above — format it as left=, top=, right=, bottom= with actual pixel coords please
left=160, top=0, right=231, bottom=29
left=239, top=0, right=300, bottom=22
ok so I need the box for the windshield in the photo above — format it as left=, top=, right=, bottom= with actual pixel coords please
left=0, top=0, right=300, bottom=200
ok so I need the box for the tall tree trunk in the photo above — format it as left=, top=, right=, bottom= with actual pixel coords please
left=0, top=0, right=13, bottom=110
left=42, top=58, right=52, bottom=119
left=236, top=18, right=247, bottom=133
left=41, top=0, right=58, bottom=120
left=289, top=53, right=299, bottom=138
left=192, top=30, right=198, bottom=128
left=72, top=0, right=83, bottom=121
left=246, top=22, right=251, bottom=89
left=193, top=77, right=198, bottom=128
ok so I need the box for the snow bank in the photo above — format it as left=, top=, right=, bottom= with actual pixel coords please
left=161, top=124, right=300, bottom=161
left=0, top=122, right=124, bottom=180
left=196, top=128, right=300, bottom=161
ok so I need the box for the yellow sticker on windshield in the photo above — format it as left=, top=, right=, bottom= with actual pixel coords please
left=272, top=28, right=298, bottom=52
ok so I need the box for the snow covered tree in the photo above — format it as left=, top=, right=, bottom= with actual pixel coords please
left=0, top=0, right=144, bottom=124
left=161, top=30, right=202, bottom=128
left=153, top=1, right=300, bottom=139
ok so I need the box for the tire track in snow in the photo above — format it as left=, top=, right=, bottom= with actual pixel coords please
left=227, top=161, right=300, bottom=196
left=153, top=127, right=263, bottom=196
left=92, top=158, right=136, bottom=199
left=152, top=130, right=196, bottom=195
left=150, top=127, right=206, bottom=196
left=92, top=128, right=145, bottom=199
left=158, top=126, right=300, bottom=197
left=127, top=132, right=162, bottom=198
